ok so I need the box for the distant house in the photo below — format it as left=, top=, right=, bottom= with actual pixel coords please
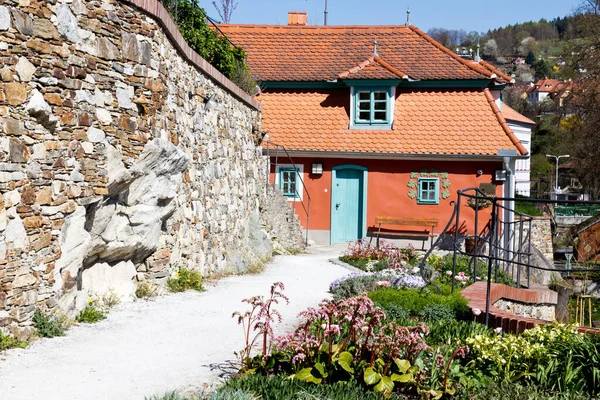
left=526, top=78, right=573, bottom=106
left=502, top=105, right=534, bottom=196
left=221, top=13, right=529, bottom=246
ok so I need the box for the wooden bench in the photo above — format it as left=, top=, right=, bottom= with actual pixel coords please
left=372, top=216, right=439, bottom=248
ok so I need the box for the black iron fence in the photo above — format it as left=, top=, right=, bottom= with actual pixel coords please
left=419, top=188, right=600, bottom=326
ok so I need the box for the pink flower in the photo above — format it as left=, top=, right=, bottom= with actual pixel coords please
left=494, top=327, right=502, bottom=334
left=472, top=308, right=482, bottom=316
left=376, top=281, right=390, bottom=287
left=412, top=267, right=420, bottom=274
left=446, top=270, right=453, bottom=276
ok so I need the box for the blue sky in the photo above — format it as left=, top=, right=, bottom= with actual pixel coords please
left=211, top=0, right=580, bottom=32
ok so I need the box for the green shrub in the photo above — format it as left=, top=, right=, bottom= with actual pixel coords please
left=166, top=268, right=204, bottom=293
left=418, top=304, right=456, bottom=322
left=380, top=303, right=411, bottom=322
left=136, top=282, right=159, bottom=299
left=76, top=302, right=106, bottom=324
left=368, top=285, right=470, bottom=320
left=33, top=310, right=66, bottom=338
left=214, top=374, right=409, bottom=400
left=0, top=330, right=28, bottom=351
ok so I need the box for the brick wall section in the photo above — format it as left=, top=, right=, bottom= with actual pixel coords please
left=462, top=282, right=600, bottom=335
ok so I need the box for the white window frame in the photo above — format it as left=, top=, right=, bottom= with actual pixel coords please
left=274, top=164, right=304, bottom=201
left=349, top=86, right=395, bottom=130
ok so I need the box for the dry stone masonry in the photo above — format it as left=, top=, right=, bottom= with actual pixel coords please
left=0, top=0, right=285, bottom=339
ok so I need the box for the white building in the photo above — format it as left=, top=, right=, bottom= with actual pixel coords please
left=501, top=105, right=534, bottom=197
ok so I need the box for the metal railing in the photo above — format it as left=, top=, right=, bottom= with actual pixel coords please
left=263, top=141, right=311, bottom=247
left=419, top=188, right=600, bottom=326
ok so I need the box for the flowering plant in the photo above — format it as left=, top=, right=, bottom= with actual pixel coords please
left=329, top=270, right=426, bottom=300
left=340, top=239, right=420, bottom=271
left=232, top=282, right=289, bottom=369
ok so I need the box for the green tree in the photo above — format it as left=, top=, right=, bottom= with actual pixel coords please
left=526, top=51, right=536, bottom=66
left=534, top=59, right=553, bottom=80
left=162, top=0, right=256, bottom=94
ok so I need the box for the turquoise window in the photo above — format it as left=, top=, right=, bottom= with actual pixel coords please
left=418, top=178, right=439, bottom=204
left=280, top=168, right=298, bottom=197
left=354, top=88, right=391, bottom=125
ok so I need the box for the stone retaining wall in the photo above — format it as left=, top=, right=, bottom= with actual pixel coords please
left=0, top=0, right=272, bottom=339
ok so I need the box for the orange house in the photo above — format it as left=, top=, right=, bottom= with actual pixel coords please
left=220, top=14, right=529, bottom=246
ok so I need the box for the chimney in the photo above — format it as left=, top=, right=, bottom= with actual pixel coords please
left=288, top=11, right=307, bottom=26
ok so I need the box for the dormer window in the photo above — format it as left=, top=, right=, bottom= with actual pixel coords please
left=350, top=86, right=394, bottom=129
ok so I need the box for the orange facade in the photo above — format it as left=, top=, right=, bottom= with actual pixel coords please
left=271, top=157, right=503, bottom=244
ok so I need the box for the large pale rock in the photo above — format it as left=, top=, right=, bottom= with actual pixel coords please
left=78, top=261, right=136, bottom=308
left=15, top=57, right=36, bottom=82
left=116, top=87, right=135, bottom=110
left=54, top=206, right=91, bottom=290
left=124, top=138, right=188, bottom=206
left=26, top=89, right=58, bottom=132
left=5, top=215, right=28, bottom=250
left=56, top=4, right=79, bottom=43
left=121, top=31, right=151, bottom=65
left=0, top=6, right=10, bottom=31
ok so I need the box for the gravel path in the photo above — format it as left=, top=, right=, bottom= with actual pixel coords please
left=0, top=246, right=350, bottom=400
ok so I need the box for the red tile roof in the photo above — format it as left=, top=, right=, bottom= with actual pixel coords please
left=338, top=56, right=408, bottom=80
left=502, top=105, right=535, bottom=126
left=219, top=24, right=509, bottom=83
left=259, top=88, right=527, bottom=156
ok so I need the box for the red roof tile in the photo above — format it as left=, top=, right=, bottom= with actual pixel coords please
left=259, top=88, right=527, bottom=156
left=219, top=24, right=507, bottom=82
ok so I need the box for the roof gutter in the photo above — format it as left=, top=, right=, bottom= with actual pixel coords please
left=262, top=149, right=516, bottom=162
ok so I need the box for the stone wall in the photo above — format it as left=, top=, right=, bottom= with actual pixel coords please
left=261, top=185, right=305, bottom=252
left=0, top=0, right=271, bottom=339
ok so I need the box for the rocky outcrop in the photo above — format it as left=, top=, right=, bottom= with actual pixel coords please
left=261, top=185, right=305, bottom=252
left=0, top=0, right=272, bottom=338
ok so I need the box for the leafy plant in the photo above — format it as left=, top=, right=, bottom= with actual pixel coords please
left=340, top=239, right=420, bottom=271
left=425, top=319, right=494, bottom=346
left=76, top=299, right=106, bottom=324
left=0, top=330, right=28, bottom=351
left=418, top=304, right=456, bottom=322
left=163, top=0, right=256, bottom=94
left=166, top=268, right=204, bottom=292
left=33, top=310, right=66, bottom=338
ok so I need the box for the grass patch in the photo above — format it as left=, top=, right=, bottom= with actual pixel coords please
left=136, top=282, right=159, bottom=299
left=166, top=268, right=205, bottom=293
left=0, top=330, right=28, bottom=351
left=76, top=300, right=106, bottom=324
left=214, top=374, right=408, bottom=400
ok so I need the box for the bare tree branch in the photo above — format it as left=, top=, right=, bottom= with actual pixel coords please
left=212, top=0, right=238, bottom=23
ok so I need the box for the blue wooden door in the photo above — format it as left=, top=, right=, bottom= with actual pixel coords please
left=331, top=168, right=364, bottom=243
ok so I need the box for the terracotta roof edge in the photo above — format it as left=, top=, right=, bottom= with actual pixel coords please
left=408, top=25, right=497, bottom=81
left=483, top=88, right=528, bottom=156
left=479, top=60, right=515, bottom=84
left=373, top=56, right=410, bottom=79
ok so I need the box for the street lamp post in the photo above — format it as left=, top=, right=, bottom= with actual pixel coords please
left=546, top=154, right=570, bottom=198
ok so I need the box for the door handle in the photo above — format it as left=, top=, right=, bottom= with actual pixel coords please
left=335, top=203, right=340, bottom=210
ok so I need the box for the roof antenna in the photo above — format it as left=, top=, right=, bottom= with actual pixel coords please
left=474, top=40, right=481, bottom=62
left=405, top=6, right=411, bottom=27
left=324, top=0, right=328, bottom=26
left=373, top=40, right=378, bottom=56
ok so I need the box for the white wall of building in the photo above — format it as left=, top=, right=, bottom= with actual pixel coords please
left=508, top=122, right=532, bottom=196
